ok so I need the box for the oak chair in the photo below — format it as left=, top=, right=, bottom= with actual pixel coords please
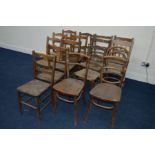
left=17, top=52, right=56, bottom=119
left=53, top=53, right=90, bottom=127
left=84, top=56, right=127, bottom=128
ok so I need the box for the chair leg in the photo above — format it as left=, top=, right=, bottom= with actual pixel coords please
left=52, top=90, right=57, bottom=114
left=35, top=97, right=41, bottom=120
left=17, top=91, right=22, bottom=114
left=84, top=95, right=93, bottom=123
left=74, top=97, right=78, bottom=127
left=112, top=104, right=118, bottom=129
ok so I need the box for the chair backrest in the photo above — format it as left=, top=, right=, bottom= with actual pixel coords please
left=91, top=34, right=113, bottom=56
left=62, top=29, right=77, bottom=41
left=62, top=39, right=81, bottom=53
left=112, top=36, right=134, bottom=57
left=78, top=32, right=93, bottom=53
left=106, top=46, right=129, bottom=60
left=32, top=51, right=56, bottom=86
left=101, top=56, right=127, bottom=87
left=66, top=53, right=90, bottom=84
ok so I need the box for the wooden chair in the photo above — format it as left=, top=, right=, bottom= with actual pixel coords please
left=112, top=36, right=134, bottom=58
left=17, top=52, right=56, bottom=119
left=84, top=56, right=127, bottom=128
left=33, top=49, right=64, bottom=84
left=53, top=53, right=90, bottom=127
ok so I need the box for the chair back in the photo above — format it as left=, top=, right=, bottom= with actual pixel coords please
left=101, top=56, right=127, bottom=87
left=62, top=29, right=77, bottom=41
left=66, top=53, right=90, bottom=85
left=91, top=34, right=113, bottom=56
left=112, top=36, right=134, bottom=57
left=32, top=51, right=56, bottom=86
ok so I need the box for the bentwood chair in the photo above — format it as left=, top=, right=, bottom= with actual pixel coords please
left=85, top=56, right=127, bottom=128
left=17, top=52, right=56, bottom=119
left=53, top=53, right=90, bottom=127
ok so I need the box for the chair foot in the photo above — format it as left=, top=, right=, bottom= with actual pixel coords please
left=74, top=97, right=78, bottom=127
left=84, top=96, right=93, bottom=123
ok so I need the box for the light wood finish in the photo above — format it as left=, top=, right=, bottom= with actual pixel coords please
left=112, top=36, right=134, bottom=58
left=91, top=34, right=113, bottom=56
left=53, top=53, right=90, bottom=127
left=61, top=39, right=81, bottom=53
left=62, top=29, right=77, bottom=41
left=17, top=52, right=57, bottom=119
left=85, top=55, right=126, bottom=128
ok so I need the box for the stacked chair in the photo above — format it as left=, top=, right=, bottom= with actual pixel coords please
left=17, top=29, right=134, bottom=128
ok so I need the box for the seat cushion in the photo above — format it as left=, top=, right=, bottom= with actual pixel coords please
left=53, top=78, right=84, bottom=96
left=17, top=79, right=50, bottom=97
left=37, top=70, right=64, bottom=83
left=75, top=68, right=100, bottom=81
left=90, top=83, right=121, bottom=102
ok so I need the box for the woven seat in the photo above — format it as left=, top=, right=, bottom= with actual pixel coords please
left=75, top=68, right=100, bottom=81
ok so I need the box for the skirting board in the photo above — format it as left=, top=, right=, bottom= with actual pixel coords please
left=0, top=42, right=32, bottom=55
left=0, top=41, right=155, bottom=85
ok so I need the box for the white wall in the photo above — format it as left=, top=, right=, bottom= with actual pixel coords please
left=0, top=26, right=155, bottom=84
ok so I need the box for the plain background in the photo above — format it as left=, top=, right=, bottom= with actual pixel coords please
left=0, top=0, right=155, bottom=155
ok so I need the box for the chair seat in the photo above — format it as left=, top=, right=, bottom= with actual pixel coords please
left=75, top=68, right=100, bottom=81
left=81, top=62, right=101, bottom=71
left=90, top=83, right=121, bottom=102
left=17, top=79, right=50, bottom=97
left=53, top=78, right=84, bottom=96
left=37, top=70, right=64, bottom=83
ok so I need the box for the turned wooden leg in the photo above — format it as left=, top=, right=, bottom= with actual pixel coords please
left=52, top=90, right=57, bottom=114
left=74, top=97, right=78, bottom=127
left=84, top=95, right=93, bottom=123
left=112, top=104, right=118, bottom=129
left=17, top=91, right=22, bottom=114
left=35, top=97, right=41, bottom=120
left=90, top=81, right=95, bottom=89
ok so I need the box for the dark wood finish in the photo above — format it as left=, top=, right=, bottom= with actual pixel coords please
left=53, top=53, right=90, bottom=127
left=85, top=55, right=126, bottom=128
left=17, top=52, right=57, bottom=119
left=33, top=50, right=64, bottom=83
